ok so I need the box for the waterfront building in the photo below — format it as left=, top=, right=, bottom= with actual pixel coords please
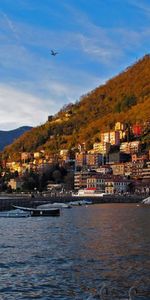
left=142, top=161, right=150, bottom=179
left=74, top=171, right=96, bottom=190
left=105, top=176, right=130, bottom=194
left=87, top=175, right=105, bottom=192
left=134, top=179, right=150, bottom=195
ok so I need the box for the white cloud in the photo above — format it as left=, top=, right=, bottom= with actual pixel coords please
left=0, top=84, right=56, bottom=130
left=0, top=71, right=103, bottom=130
left=0, top=2, right=149, bottom=130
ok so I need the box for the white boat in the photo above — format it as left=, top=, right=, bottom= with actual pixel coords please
left=142, top=196, right=150, bottom=204
left=38, top=202, right=71, bottom=209
left=69, top=199, right=93, bottom=206
left=72, top=189, right=107, bottom=197
left=0, top=209, right=30, bottom=218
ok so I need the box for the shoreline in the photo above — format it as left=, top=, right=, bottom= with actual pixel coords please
left=0, top=194, right=146, bottom=211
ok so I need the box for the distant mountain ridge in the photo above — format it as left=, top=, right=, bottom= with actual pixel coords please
left=0, top=126, right=32, bottom=151
left=3, top=54, right=150, bottom=157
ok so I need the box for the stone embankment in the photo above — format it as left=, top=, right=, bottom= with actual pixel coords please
left=0, top=194, right=145, bottom=211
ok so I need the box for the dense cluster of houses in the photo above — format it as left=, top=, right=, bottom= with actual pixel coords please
left=1, top=122, right=150, bottom=195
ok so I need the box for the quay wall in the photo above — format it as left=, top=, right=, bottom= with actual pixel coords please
left=0, top=194, right=145, bottom=211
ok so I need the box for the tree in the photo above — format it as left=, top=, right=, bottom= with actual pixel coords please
left=52, top=170, right=62, bottom=183
left=64, top=172, right=74, bottom=190
left=22, top=177, right=36, bottom=191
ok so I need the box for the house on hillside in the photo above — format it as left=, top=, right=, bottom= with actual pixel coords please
left=8, top=178, right=23, bottom=191
left=101, top=131, right=120, bottom=145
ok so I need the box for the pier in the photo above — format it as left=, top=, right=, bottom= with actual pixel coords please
left=0, top=194, right=145, bottom=211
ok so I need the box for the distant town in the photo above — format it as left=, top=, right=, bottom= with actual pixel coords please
left=0, top=121, right=150, bottom=197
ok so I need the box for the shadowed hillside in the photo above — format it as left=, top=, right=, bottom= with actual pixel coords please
left=3, top=55, right=150, bottom=157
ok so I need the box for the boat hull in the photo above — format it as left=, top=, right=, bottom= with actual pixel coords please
left=30, top=208, right=60, bottom=217
left=12, top=205, right=60, bottom=217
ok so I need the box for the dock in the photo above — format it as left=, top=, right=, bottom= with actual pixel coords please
left=0, top=194, right=145, bottom=211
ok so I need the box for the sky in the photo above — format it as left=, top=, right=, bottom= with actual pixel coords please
left=0, top=0, right=150, bottom=130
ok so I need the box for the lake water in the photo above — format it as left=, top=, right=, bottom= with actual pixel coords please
left=0, top=204, right=149, bottom=299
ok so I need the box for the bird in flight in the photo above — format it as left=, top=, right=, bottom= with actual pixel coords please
left=51, top=50, right=58, bottom=56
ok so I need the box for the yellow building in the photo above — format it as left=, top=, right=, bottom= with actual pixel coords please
left=93, top=142, right=110, bottom=155
left=115, top=122, right=125, bottom=131
left=60, top=149, right=69, bottom=161
left=120, top=141, right=141, bottom=154
left=110, top=163, right=125, bottom=175
left=8, top=178, right=23, bottom=190
left=101, top=131, right=120, bottom=145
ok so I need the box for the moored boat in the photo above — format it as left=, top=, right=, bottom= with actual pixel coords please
left=142, top=196, right=150, bottom=204
left=12, top=205, right=60, bottom=216
left=38, top=202, right=71, bottom=209
left=72, top=188, right=108, bottom=197
left=69, top=199, right=93, bottom=206
left=0, top=209, right=30, bottom=218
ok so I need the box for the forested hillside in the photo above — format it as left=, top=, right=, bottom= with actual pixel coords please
left=3, top=54, right=150, bottom=158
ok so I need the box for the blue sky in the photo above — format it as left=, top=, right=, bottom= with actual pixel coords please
left=0, top=0, right=150, bottom=130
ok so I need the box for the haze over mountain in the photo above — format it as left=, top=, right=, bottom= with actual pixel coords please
left=0, top=126, right=32, bottom=151
left=3, top=55, right=150, bottom=158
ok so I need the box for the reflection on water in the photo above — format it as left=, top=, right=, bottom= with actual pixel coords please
left=0, top=204, right=149, bottom=299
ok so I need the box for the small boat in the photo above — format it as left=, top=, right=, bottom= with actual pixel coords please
left=142, top=196, right=150, bottom=204
left=69, top=199, right=93, bottom=206
left=72, top=189, right=107, bottom=197
left=52, top=202, right=72, bottom=208
left=12, top=205, right=60, bottom=217
left=38, top=202, right=71, bottom=209
left=0, top=209, right=30, bottom=218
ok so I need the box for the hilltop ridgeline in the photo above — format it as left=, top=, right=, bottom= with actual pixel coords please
left=3, top=54, right=150, bottom=158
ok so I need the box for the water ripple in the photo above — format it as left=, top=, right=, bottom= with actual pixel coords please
left=0, top=204, right=149, bottom=299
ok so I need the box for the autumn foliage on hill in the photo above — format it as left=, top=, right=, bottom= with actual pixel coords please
left=3, top=54, right=150, bottom=158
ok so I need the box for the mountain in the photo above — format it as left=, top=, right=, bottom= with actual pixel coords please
left=0, top=126, right=32, bottom=151
left=3, top=55, right=150, bottom=158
